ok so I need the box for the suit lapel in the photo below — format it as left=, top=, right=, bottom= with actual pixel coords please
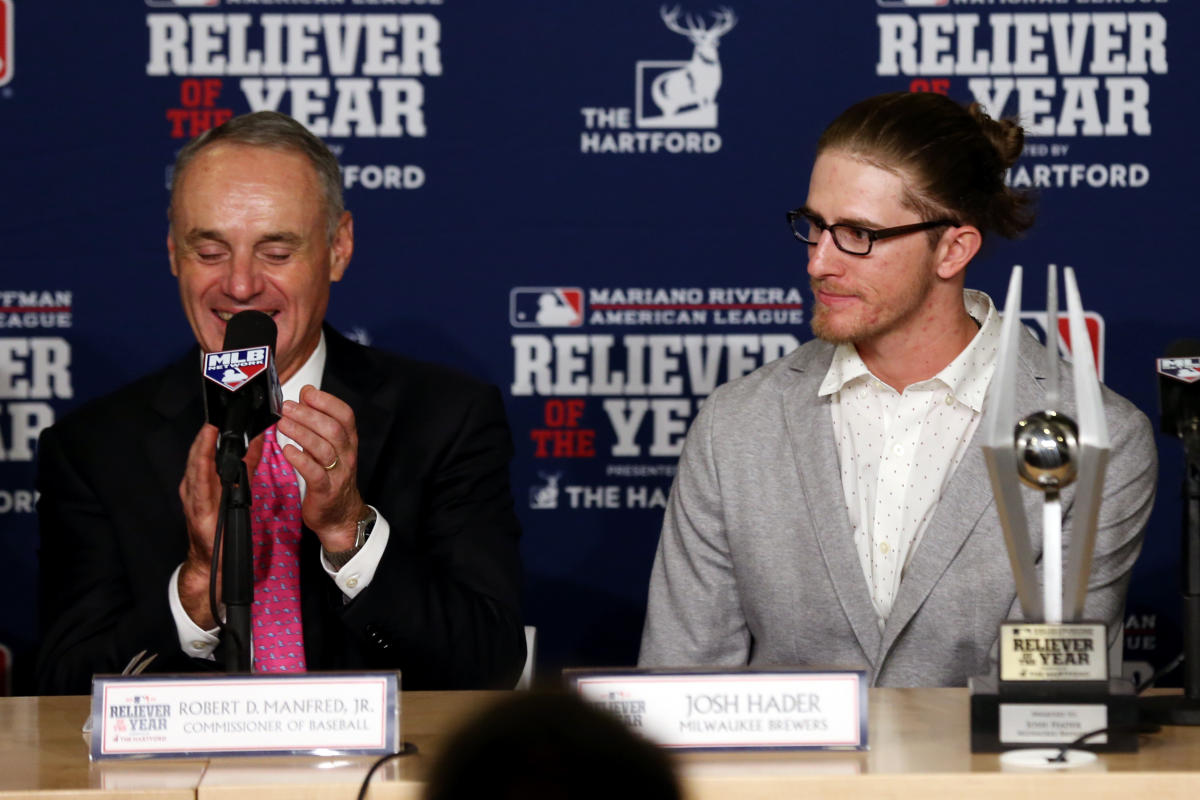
left=147, top=349, right=205, bottom=505
left=781, top=348, right=882, bottom=666
left=318, top=326, right=395, bottom=495
left=879, top=329, right=1049, bottom=661
left=300, top=327, right=398, bottom=667
left=878, top=438, right=995, bottom=657
left=132, top=349, right=209, bottom=603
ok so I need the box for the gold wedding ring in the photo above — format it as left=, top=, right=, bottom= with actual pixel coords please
left=324, top=455, right=340, bottom=471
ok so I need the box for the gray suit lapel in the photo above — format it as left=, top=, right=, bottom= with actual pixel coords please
left=781, top=348, right=882, bottom=666
left=879, top=329, right=1049, bottom=660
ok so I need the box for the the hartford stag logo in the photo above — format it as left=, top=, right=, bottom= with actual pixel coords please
left=529, top=472, right=562, bottom=510
left=511, top=288, right=584, bottom=328
left=203, top=347, right=269, bottom=390
left=638, top=6, right=736, bottom=129
left=0, top=0, right=13, bottom=89
left=579, top=6, right=736, bottom=154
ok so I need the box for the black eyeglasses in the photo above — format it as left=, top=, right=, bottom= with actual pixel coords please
left=786, top=208, right=957, bottom=256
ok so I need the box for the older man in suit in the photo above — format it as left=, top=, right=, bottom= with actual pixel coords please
left=638, top=92, right=1156, bottom=686
left=37, top=111, right=525, bottom=694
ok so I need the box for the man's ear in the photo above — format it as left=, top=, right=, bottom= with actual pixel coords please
left=935, top=224, right=982, bottom=281
left=329, top=212, right=354, bottom=282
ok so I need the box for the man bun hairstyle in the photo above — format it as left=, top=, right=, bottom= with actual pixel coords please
left=168, top=111, right=345, bottom=243
left=817, top=91, right=1035, bottom=241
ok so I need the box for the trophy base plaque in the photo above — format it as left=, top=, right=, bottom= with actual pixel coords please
left=969, top=622, right=1138, bottom=752
left=969, top=675, right=1138, bottom=752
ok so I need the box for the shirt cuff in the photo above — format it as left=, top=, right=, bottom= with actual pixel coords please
left=168, top=564, right=220, bottom=660
left=320, top=505, right=390, bottom=600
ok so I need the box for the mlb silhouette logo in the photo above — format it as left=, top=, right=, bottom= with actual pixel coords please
left=1020, top=311, right=1105, bottom=381
left=203, top=347, right=270, bottom=390
left=510, top=288, right=584, bottom=328
left=145, top=0, right=220, bottom=7
left=0, top=0, right=12, bottom=89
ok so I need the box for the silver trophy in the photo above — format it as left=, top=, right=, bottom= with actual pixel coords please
left=984, top=265, right=1109, bottom=626
left=971, top=265, right=1136, bottom=753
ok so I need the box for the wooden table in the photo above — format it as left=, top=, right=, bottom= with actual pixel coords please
left=0, top=692, right=203, bottom=800
left=2, top=689, right=1199, bottom=799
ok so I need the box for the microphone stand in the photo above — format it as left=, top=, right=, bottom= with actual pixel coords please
left=216, top=433, right=253, bottom=674
left=1142, top=423, right=1200, bottom=724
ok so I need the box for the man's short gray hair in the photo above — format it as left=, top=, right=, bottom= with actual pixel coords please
left=168, top=111, right=344, bottom=242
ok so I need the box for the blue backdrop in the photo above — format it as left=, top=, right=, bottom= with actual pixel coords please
left=0, top=0, right=1195, bottom=694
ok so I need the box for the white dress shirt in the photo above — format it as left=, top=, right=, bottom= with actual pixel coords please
left=818, top=290, right=1001, bottom=631
left=169, top=332, right=392, bottom=658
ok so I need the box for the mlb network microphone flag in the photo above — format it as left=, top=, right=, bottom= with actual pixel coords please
left=202, top=346, right=282, bottom=444
left=204, top=346, right=271, bottom=391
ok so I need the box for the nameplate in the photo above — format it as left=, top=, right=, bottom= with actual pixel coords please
left=90, top=672, right=400, bottom=760
left=999, top=703, right=1108, bottom=745
left=567, top=669, right=867, bottom=751
left=999, top=622, right=1107, bottom=682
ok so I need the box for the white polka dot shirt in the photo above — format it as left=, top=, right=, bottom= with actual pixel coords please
left=817, top=290, right=1001, bottom=631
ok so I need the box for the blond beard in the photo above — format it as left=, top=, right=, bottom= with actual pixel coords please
left=809, top=268, right=936, bottom=346
left=810, top=303, right=856, bottom=344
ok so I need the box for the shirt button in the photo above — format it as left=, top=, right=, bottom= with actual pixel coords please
left=191, top=641, right=207, bottom=650
left=892, top=444, right=904, bottom=456
left=346, top=576, right=360, bottom=589
left=879, top=542, right=891, bottom=555
left=944, top=394, right=954, bottom=406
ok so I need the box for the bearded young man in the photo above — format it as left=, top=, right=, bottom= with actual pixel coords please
left=638, top=92, right=1156, bottom=687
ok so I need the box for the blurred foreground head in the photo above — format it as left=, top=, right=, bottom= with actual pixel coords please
left=424, top=692, right=682, bottom=800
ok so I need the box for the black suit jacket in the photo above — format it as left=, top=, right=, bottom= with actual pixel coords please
left=35, top=327, right=525, bottom=694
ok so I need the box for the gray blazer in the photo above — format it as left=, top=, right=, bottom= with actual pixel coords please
left=639, top=330, right=1157, bottom=687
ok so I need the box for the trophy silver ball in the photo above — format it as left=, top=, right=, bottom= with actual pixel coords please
left=1013, top=410, right=1080, bottom=491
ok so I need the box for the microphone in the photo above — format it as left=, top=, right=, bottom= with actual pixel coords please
left=200, top=311, right=281, bottom=673
left=1158, top=339, right=1200, bottom=441
left=202, top=310, right=283, bottom=474
left=1150, top=339, right=1200, bottom=720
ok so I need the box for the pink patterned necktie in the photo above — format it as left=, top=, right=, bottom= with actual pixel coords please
left=249, top=425, right=307, bottom=672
